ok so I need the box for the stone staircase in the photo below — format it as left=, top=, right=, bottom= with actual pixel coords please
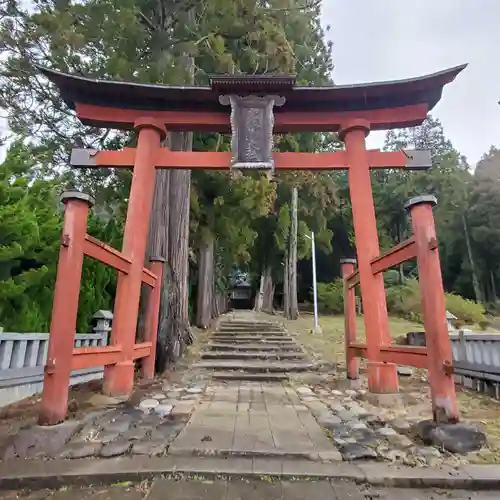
left=195, top=319, right=315, bottom=381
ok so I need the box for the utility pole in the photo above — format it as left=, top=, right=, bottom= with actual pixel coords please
left=306, top=231, right=321, bottom=333
left=311, top=231, right=320, bottom=333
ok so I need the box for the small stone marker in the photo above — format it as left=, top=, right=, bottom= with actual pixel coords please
left=138, top=399, right=159, bottom=413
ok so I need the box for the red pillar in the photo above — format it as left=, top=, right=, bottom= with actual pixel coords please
left=340, top=120, right=399, bottom=394
left=406, top=195, right=459, bottom=423
left=39, top=191, right=93, bottom=425
left=341, top=258, right=359, bottom=380
left=141, top=257, right=165, bottom=380
left=104, top=119, right=166, bottom=396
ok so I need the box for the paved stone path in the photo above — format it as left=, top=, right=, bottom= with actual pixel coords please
left=0, top=312, right=487, bottom=468
left=4, top=479, right=499, bottom=500
left=170, top=381, right=340, bottom=460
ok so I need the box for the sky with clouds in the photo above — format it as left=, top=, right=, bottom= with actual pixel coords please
left=1, top=1, right=499, bottom=166
left=322, top=0, right=500, bottom=166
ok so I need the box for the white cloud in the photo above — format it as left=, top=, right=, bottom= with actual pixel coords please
left=322, top=0, right=500, bottom=165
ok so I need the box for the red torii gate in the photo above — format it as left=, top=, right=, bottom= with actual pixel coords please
left=36, top=64, right=466, bottom=425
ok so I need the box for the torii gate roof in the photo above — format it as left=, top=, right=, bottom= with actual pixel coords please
left=35, top=64, right=466, bottom=132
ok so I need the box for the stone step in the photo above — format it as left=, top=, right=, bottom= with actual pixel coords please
left=212, top=332, right=290, bottom=336
left=217, top=328, right=284, bottom=334
left=219, top=322, right=279, bottom=327
left=210, top=336, right=294, bottom=343
left=194, top=359, right=316, bottom=372
left=219, top=323, right=283, bottom=328
left=201, top=351, right=306, bottom=360
left=208, top=343, right=302, bottom=352
left=218, top=322, right=283, bottom=327
left=211, top=371, right=289, bottom=382
left=214, top=330, right=289, bottom=336
left=219, top=324, right=284, bottom=330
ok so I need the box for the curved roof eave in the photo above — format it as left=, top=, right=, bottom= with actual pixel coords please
left=33, top=63, right=467, bottom=114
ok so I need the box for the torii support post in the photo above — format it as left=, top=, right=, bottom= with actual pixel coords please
left=39, top=191, right=94, bottom=425
left=406, top=195, right=459, bottom=423
left=103, top=118, right=166, bottom=396
left=340, top=258, right=359, bottom=381
left=141, top=256, right=165, bottom=380
left=340, top=120, right=399, bottom=394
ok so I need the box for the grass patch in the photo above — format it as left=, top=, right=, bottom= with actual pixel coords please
left=277, top=312, right=500, bottom=463
left=281, top=313, right=421, bottom=369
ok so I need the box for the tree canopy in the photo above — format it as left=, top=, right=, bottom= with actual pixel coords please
left=1, top=0, right=499, bottom=344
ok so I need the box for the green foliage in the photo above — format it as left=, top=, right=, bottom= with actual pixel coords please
left=0, top=142, right=120, bottom=332
left=385, top=279, right=485, bottom=325
left=316, top=280, right=344, bottom=314
left=1, top=0, right=337, bottom=319
left=385, top=280, right=422, bottom=323
left=445, top=293, right=485, bottom=325
left=0, top=142, right=61, bottom=331
left=383, top=269, right=401, bottom=287
left=3, top=0, right=499, bottom=335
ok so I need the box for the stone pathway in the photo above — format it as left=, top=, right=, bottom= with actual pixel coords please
left=195, top=318, right=315, bottom=381
left=169, top=381, right=340, bottom=460
left=0, top=312, right=487, bottom=468
left=4, top=478, right=499, bottom=500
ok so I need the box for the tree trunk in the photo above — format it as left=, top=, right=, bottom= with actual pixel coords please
left=211, top=280, right=219, bottom=319
left=143, top=162, right=170, bottom=372
left=196, top=234, right=214, bottom=329
left=491, top=270, right=497, bottom=302
left=283, top=248, right=289, bottom=317
left=261, top=266, right=275, bottom=313
left=288, top=187, right=299, bottom=319
left=397, top=221, right=405, bottom=284
left=254, top=271, right=265, bottom=312
left=462, top=212, right=482, bottom=303
left=164, top=131, right=193, bottom=364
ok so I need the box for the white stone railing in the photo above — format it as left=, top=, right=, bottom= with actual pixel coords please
left=406, top=329, right=500, bottom=397
left=449, top=331, right=500, bottom=397
left=0, top=310, right=112, bottom=407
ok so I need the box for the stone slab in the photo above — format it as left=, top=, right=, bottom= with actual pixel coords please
left=195, top=360, right=315, bottom=372
left=202, top=351, right=305, bottom=360
left=357, top=463, right=473, bottom=489
left=2, top=455, right=500, bottom=490
left=209, top=343, right=302, bottom=351
left=212, top=372, right=289, bottom=382
left=149, top=478, right=228, bottom=500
